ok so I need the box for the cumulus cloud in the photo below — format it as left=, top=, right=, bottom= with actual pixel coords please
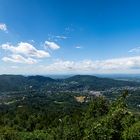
left=0, top=42, right=51, bottom=64
left=44, top=41, right=60, bottom=50
left=2, top=54, right=37, bottom=64
left=0, top=23, right=7, bottom=32
left=1, top=42, right=50, bottom=58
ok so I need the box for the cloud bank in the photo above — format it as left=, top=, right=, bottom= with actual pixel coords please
left=37, top=56, right=140, bottom=74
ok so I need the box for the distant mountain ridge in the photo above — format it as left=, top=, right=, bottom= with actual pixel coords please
left=0, top=74, right=139, bottom=92
left=0, top=75, right=55, bottom=92
left=63, top=75, right=140, bottom=90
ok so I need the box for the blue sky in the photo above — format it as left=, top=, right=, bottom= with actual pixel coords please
left=1, top=0, right=140, bottom=74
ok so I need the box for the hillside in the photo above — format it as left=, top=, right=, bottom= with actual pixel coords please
left=63, top=75, right=140, bottom=90
left=0, top=75, right=27, bottom=92
left=0, top=75, right=55, bottom=92
left=0, top=75, right=139, bottom=139
left=0, top=75, right=140, bottom=92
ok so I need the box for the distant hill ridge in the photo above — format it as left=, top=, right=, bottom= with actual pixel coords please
left=0, top=74, right=139, bottom=92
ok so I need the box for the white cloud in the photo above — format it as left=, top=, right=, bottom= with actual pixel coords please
left=55, top=35, right=68, bottom=39
left=2, top=54, right=37, bottom=64
left=30, top=40, right=35, bottom=43
left=0, top=23, right=7, bottom=32
left=1, top=42, right=50, bottom=58
left=75, top=46, right=82, bottom=49
left=129, top=47, right=140, bottom=53
left=47, top=34, right=68, bottom=42
left=2, top=56, right=140, bottom=74
left=44, top=41, right=60, bottom=50
left=38, top=56, right=140, bottom=74
left=65, top=26, right=74, bottom=33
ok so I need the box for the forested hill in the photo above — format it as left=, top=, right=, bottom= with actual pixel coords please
left=63, top=75, right=140, bottom=89
left=0, top=74, right=140, bottom=92
left=0, top=75, right=56, bottom=92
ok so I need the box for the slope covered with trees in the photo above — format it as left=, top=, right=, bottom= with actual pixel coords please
left=0, top=75, right=140, bottom=92
left=0, top=91, right=139, bottom=140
